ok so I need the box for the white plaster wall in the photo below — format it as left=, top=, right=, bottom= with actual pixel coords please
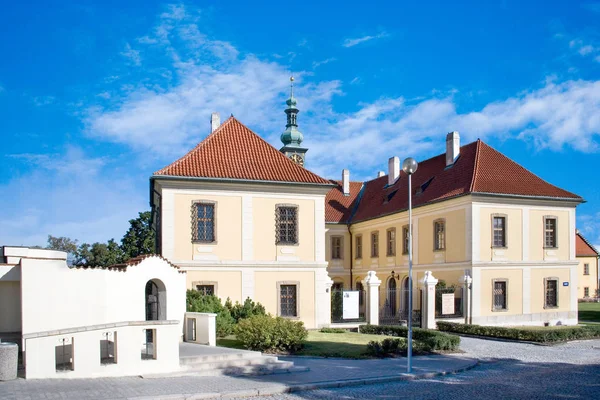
left=24, top=322, right=181, bottom=379
left=20, top=255, right=186, bottom=337
left=0, top=281, right=21, bottom=332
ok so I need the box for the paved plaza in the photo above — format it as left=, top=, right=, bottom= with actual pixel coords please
left=1, top=337, right=600, bottom=399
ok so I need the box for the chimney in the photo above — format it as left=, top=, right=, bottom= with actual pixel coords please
left=388, top=156, right=400, bottom=186
left=342, top=169, right=350, bottom=196
left=211, top=112, right=221, bottom=133
left=377, top=171, right=385, bottom=178
left=446, top=131, right=460, bottom=166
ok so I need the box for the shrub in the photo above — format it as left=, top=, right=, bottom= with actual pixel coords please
left=186, top=290, right=235, bottom=337
left=225, top=297, right=267, bottom=323
left=235, top=315, right=308, bottom=352
left=436, top=321, right=600, bottom=343
left=365, top=337, right=432, bottom=358
left=359, top=324, right=460, bottom=351
left=319, top=328, right=347, bottom=333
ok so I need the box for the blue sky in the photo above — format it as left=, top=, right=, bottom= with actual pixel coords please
left=1, top=0, right=600, bottom=248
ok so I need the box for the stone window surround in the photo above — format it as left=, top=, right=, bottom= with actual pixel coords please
left=402, top=225, right=410, bottom=255
left=433, top=218, right=446, bottom=251
left=371, top=231, right=379, bottom=258
left=543, top=215, right=558, bottom=249
left=386, top=228, right=396, bottom=257
left=277, top=281, right=300, bottom=319
left=191, top=200, right=217, bottom=244
left=492, top=278, right=508, bottom=312
left=192, top=281, right=218, bottom=297
left=584, top=263, right=590, bottom=275
left=491, top=213, right=508, bottom=249
left=275, top=204, right=299, bottom=246
left=544, top=277, right=559, bottom=309
left=331, top=235, right=344, bottom=260
left=355, top=234, right=363, bottom=260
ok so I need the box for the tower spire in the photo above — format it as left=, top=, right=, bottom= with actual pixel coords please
left=279, top=76, right=307, bottom=166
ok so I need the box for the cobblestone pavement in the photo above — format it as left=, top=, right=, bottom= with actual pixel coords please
left=235, top=337, right=600, bottom=400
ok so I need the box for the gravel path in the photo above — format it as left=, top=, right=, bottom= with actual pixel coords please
left=234, top=337, right=600, bottom=400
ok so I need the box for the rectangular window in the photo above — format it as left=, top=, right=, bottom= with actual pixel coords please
left=544, top=278, right=558, bottom=308
left=492, top=280, right=507, bottom=311
left=279, top=284, right=298, bottom=317
left=196, top=285, right=215, bottom=296
left=331, top=236, right=343, bottom=259
left=276, top=205, right=298, bottom=245
left=584, top=263, right=590, bottom=275
left=434, top=220, right=445, bottom=250
left=492, top=216, right=506, bottom=247
left=386, top=229, right=396, bottom=256
left=371, top=232, right=379, bottom=258
left=402, top=225, right=409, bottom=254
left=355, top=235, right=362, bottom=259
left=544, top=217, right=557, bottom=248
left=584, top=287, right=590, bottom=297
left=192, top=202, right=215, bottom=242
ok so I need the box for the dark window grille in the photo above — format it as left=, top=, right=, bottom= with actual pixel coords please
left=493, top=281, right=507, bottom=311
left=544, top=218, right=557, bottom=248
left=355, top=236, right=362, bottom=259
left=434, top=221, right=445, bottom=250
left=387, top=229, right=396, bottom=256
left=584, top=287, right=590, bottom=297
left=196, top=285, right=214, bottom=296
left=371, top=232, right=379, bottom=257
left=192, top=203, right=215, bottom=242
left=545, top=279, right=558, bottom=308
left=331, top=236, right=342, bottom=259
left=493, top=216, right=506, bottom=247
left=280, top=285, right=297, bottom=317
left=276, top=206, right=298, bottom=244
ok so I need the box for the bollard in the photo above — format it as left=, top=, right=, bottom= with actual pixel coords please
left=0, top=342, right=18, bottom=381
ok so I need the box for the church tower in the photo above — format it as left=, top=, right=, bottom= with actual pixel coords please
left=280, top=76, right=308, bottom=167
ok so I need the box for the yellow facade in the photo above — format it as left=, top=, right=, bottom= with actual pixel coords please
left=185, top=270, right=243, bottom=304
left=577, top=256, right=599, bottom=298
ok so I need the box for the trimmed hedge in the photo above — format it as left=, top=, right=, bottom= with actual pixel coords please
left=437, top=321, right=600, bottom=343
left=365, top=337, right=432, bottom=357
left=319, top=327, right=347, bottom=334
left=235, top=315, right=308, bottom=352
left=358, top=324, right=460, bottom=351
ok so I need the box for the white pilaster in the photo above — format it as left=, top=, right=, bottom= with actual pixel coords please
left=419, top=271, right=438, bottom=329
left=465, top=205, right=472, bottom=261
left=242, top=195, right=254, bottom=261
left=570, top=264, right=578, bottom=318
left=161, top=189, right=175, bottom=260
left=472, top=204, right=481, bottom=262
left=471, top=267, right=481, bottom=318
left=315, top=198, right=326, bottom=262
left=522, top=267, right=531, bottom=314
left=362, top=271, right=382, bottom=326
left=522, top=208, right=529, bottom=261
left=459, top=274, right=473, bottom=324
left=569, top=208, right=576, bottom=261
left=315, top=269, right=333, bottom=328
left=241, top=269, right=255, bottom=300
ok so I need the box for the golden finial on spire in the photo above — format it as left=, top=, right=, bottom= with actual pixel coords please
left=290, top=75, right=294, bottom=97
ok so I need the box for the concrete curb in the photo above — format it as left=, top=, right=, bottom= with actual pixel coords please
left=128, top=358, right=479, bottom=400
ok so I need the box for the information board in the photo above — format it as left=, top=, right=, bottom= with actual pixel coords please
left=442, top=293, right=455, bottom=315
left=343, top=291, right=360, bottom=319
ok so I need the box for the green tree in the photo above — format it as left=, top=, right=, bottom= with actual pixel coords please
left=121, top=211, right=155, bottom=259
left=74, top=239, right=124, bottom=267
left=46, top=235, right=78, bottom=265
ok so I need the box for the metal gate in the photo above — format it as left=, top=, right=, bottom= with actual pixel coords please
left=380, top=280, right=421, bottom=327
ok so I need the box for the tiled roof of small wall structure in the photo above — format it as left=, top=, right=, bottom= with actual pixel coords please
left=154, top=116, right=330, bottom=185
left=325, top=180, right=363, bottom=223
left=351, top=140, right=582, bottom=223
left=576, top=232, right=600, bottom=257
left=75, top=254, right=185, bottom=273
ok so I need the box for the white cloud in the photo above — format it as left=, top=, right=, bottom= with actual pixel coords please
left=121, top=43, right=142, bottom=66
left=32, top=96, right=56, bottom=106
left=568, top=38, right=599, bottom=61
left=312, top=57, right=336, bottom=69
left=342, top=32, right=389, bottom=48
left=0, top=148, right=145, bottom=247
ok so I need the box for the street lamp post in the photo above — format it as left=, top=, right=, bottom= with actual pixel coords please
left=402, top=157, right=418, bottom=374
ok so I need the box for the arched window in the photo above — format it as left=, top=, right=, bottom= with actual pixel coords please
left=145, top=279, right=167, bottom=321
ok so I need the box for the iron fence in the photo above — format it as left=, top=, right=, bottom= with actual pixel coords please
left=435, top=285, right=463, bottom=318
left=379, top=287, right=422, bottom=327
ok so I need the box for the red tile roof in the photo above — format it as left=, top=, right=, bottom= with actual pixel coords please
left=154, top=116, right=330, bottom=185
left=75, top=254, right=185, bottom=273
left=346, top=140, right=582, bottom=223
left=325, top=180, right=363, bottom=223
left=576, top=232, right=599, bottom=257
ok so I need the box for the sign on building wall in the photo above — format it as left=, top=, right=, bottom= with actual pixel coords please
left=442, top=293, right=455, bottom=315
left=343, top=291, right=359, bottom=319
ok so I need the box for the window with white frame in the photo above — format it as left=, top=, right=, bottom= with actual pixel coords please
left=584, top=263, right=590, bottom=275
left=355, top=235, right=363, bottom=259
left=492, top=215, right=507, bottom=248
left=371, top=231, right=379, bottom=257
left=192, top=202, right=215, bottom=242
left=386, top=228, right=396, bottom=256
left=544, top=278, right=558, bottom=308
left=584, top=287, right=590, bottom=298
left=278, top=283, right=298, bottom=317
left=276, top=205, right=298, bottom=245
left=434, top=219, right=445, bottom=250
left=402, top=225, right=409, bottom=254
left=544, top=217, right=557, bottom=248
left=492, top=279, right=507, bottom=311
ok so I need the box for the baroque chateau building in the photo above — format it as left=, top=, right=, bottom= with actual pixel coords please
left=150, top=79, right=585, bottom=328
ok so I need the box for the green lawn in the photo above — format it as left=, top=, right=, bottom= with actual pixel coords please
left=579, top=302, right=600, bottom=323
left=217, top=331, right=399, bottom=359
